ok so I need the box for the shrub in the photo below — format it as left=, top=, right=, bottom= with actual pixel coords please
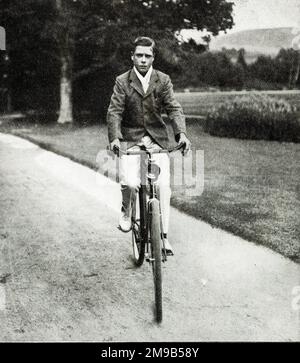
left=243, top=79, right=283, bottom=91
left=204, top=94, right=300, bottom=142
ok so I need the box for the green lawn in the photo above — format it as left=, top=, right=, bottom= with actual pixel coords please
left=1, top=118, right=299, bottom=262
left=176, top=90, right=300, bottom=116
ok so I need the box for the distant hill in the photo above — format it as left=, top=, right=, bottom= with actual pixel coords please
left=210, top=27, right=296, bottom=62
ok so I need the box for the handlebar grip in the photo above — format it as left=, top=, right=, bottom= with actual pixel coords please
left=169, top=142, right=186, bottom=153
left=106, top=144, right=120, bottom=156
left=113, top=145, right=120, bottom=156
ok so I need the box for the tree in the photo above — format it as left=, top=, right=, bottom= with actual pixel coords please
left=291, top=28, right=300, bottom=88
left=1, top=0, right=234, bottom=122
left=237, top=48, right=247, bottom=70
left=249, top=55, right=277, bottom=84
left=274, top=48, right=300, bottom=88
left=0, top=0, right=63, bottom=114
left=180, top=38, right=207, bottom=54
left=55, top=0, right=73, bottom=123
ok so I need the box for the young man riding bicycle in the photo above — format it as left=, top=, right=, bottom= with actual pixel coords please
left=107, top=36, right=191, bottom=255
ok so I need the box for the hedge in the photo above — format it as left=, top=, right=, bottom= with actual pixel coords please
left=204, top=94, right=300, bottom=142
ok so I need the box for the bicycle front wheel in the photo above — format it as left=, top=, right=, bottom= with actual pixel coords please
left=132, top=185, right=147, bottom=266
left=149, top=198, right=163, bottom=323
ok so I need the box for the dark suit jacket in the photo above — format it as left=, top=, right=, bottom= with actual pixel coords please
left=106, top=68, right=186, bottom=149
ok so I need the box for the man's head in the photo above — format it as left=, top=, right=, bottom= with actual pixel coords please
left=131, top=36, right=155, bottom=75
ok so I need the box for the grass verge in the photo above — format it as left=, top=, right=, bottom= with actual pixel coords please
left=1, top=118, right=299, bottom=262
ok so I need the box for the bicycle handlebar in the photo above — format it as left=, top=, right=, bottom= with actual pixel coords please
left=108, top=142, right=186, bottom=156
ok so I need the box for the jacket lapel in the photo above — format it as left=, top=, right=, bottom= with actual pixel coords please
left=129, top=69, right=144, bottom=97
left=144, top=70, right=159, bottom=98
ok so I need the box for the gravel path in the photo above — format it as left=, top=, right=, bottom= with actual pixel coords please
left=0, top=133, right=299, bottom=341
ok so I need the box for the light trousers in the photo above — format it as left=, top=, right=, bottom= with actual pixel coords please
left=119, top=136, right=171, bottom=234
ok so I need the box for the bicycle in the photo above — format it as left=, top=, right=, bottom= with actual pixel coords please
left=112, top=142, right=185, bottom=323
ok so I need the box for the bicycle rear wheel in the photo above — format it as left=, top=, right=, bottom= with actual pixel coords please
left=149, top=198, right=163, bottom=323
left=132, top=186, right=147, bottom=266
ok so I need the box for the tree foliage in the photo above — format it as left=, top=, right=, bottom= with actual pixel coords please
left=2, top=0, right=235, bottom=117
left=247, top=48, right=300, bottom=88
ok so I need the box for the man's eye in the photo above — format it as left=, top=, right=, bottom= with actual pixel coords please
left=136, top=54, right=152, bottom=58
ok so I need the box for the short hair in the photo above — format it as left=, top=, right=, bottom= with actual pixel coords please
left=133, top=36, right=156, bottom=55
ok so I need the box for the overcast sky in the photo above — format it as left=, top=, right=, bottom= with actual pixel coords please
left=181, top=0, right=300, bottom=41
left=231, top=0, right=300, bottom=31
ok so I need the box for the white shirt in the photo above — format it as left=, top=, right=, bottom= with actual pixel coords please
left=134, top=66, right=153, bottom=93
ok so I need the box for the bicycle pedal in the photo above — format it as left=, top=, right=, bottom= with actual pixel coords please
left=145, top=254, right=155, bottom=263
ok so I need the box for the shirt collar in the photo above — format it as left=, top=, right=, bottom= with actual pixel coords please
left=133, top=66, right=153, bottom=83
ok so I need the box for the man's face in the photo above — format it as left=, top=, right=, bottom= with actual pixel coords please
left=132, top=45, right=154, bottom=75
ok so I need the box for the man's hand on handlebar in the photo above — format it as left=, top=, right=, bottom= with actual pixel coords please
left=110, top=138, right=121, bottom=156
left=110, top=135, right=191, bottom=156
left=177, top=132, right=191, bottom=156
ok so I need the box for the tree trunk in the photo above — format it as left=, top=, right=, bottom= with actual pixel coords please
left=291, top=31, right=300, bottom=88
left=293, top=51, right=300, bottom=87
left=57, top=53, right=73, bottom=124
left=7, top=89, right=12, bottom=113
left=288, top=51, right=300, bottom=89
left=56, top=0, right=73, bottom=124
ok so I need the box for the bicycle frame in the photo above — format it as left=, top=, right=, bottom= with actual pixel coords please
left=109, top=142, right=185, bottom=323
left=115, top=143, right=185, bottom=263
left=140, top=151, right=166, bottom=263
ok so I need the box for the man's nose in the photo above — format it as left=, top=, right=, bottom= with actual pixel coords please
left=141, top=55, right=146, bottom=62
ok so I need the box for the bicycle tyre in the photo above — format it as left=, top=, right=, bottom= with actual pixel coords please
left=149, top=198, right=163, bottom=323
left=132, top=186, right=147, bottom=266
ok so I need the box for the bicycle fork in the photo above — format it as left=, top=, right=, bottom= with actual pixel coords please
left=145, top=198, right=167, bottom=263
